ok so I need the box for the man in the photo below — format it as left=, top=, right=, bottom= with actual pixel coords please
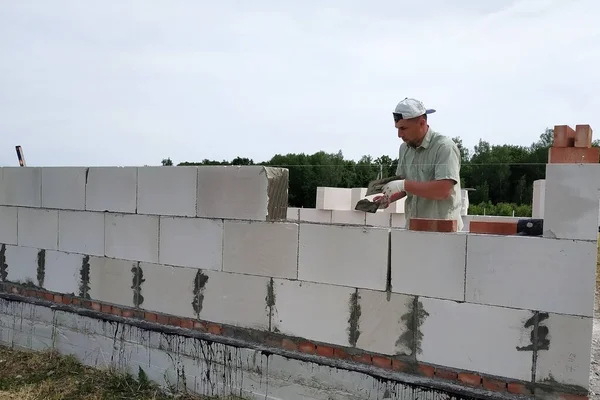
left=375, top=97, right=463, bottom=231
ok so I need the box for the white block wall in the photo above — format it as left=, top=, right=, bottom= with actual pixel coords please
left=0, top=164, right=597, bottom=396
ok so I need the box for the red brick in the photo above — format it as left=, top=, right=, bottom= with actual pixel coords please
left=392, top=359, right=409, bottom=372
left=316, top=346, right=334, bottom=357
left=156, top=314, right=169, bottom=325
left=418, top=364, right=435, bottom=377
left=548, top=147, right=599, bottom=164
left=298, top=342, right=316, bottom=354
left=469, top=221, right=517, bottom=235
left=207, top=323, right=222, bottom=335
left=179, top=319, right=194, bottom=330
left=71, top=298, right=81, bottom=306
left=111, top=307, right=123, bottom=317
left=43, top=292, right=54, bottom=301
left=372, top=355, right=392, bottom=369
left=194, top=321, right=208, bottom=332
left=333, top=348, right=350, bottom=360
left=482, top=377, right=506, bottom=392
left=52, top=294, right=62, bottom=303
left=435, top=368, right=458, bottom=380
left=458, top=372, right=481, bottom=387
left=121, top=309, right=134, bottom=318
left=553, top=125, right=576, bottom=147
left=101, top=304, right=112, bottom=313
left=281, top=339, right=298, bottom=351
left=91, top=302, right=102, bottom=311
left=62, top=296, right=73, bottom=305
left=144, top=312, right=158, bottom=322
left=409, top=218, right=457, bottom=233
left=507, top=382, right=532, bottom=396
left=560, top=394, right=589, bottom=400
left=575, top=125, right=593, bottom=148
left=352, top=353, right=372, bottom=364
left=167, top=316, right=181, bottom=327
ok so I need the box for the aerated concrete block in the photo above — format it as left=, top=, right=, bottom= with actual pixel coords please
left=316, top=187, right=352, bottom=210
left=0, top=206, right=18, bottom=245
left=88, top=256, right=138, bottom=307
left=331, top=210, right=366, bottom=225
left=391, top=230, right=466, bottom=301
left=136, top=166, right=198, bottom=217
left=535, top=313, right=593, bottom=390
left=0, top=167, right=41, bottom=207
left=466, top=235, right=596, bottom=317
left=223, top=220, right=298, bottom=279
left=298, top=223, right=388, bottom=291
left=196, top=166, right=288, bottom=221
left=298, top=208, right=331, bottom=223
left=105, top=213, right=159, bottom=263
left=85, top=167, right=137, bottom=213
left=18, top=208, right=58, bottom=250
left=58, top=210, right=105, bottom=257
left=159, top=217, right=222, bottom=271
left=543, top=164, right=600, bottom=241
left=418, top=297, right=534, bottom=381
left=3, top=245, right=38, bottom=285
left=272, top=279, right=355, bottom=347
left=41, top=167, right=87, bottom=210
left=43, top=250, right=84, bottom=294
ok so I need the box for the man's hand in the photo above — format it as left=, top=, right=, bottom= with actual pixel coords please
left=382, top=179, right=405, bottom=198
left=373, top=195, right=390, bottom=209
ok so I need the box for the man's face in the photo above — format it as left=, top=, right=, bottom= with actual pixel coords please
left=395, top=116, right=425, bottom=146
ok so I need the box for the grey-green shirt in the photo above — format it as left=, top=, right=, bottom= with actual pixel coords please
left=395, top=127, right=463, bottom=231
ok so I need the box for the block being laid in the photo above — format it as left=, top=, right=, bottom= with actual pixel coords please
left=85, top=167, right=137, bottom=213
left=543, top=164, right=600, bottom=241
left=535, top=313, right=592, bottom=390
left=418, top=297, right=534, bottom=381
left=316, top=187, right=352, bottom=211
left=197, top=166, right=288, bottom=221
left=0, top=167, right=41, bottom=207
left=223, top=220, right=298, bottom=279
left=548, top=147, right=599, bottom=163
left=271, top=279, right=355, bottom=347
left=41, top=167, right=87, bottom=210
left=391, top=230, right=466, bottom=301
left=105, top=213, right=159, bottom=263
left=136, top=166, right=198, bottom=217
left=466, top=234, right=596, bottom=317
left=298, top=223, right=388, bottom=291
left=18, top=208, right=58, bottom=250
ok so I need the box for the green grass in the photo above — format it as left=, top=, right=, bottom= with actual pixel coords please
left=0, top=345, right=246, bottom=400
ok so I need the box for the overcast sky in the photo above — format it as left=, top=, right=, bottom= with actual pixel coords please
left=1, top=0, right=599, bottom=167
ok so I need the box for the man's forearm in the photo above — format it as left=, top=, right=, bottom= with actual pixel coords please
left=404, top=180, right=454, bottom=200
left=389, top=191, right=406, bottom=203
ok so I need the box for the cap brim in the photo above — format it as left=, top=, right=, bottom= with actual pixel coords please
left=425, top=109, right=436, bottom=115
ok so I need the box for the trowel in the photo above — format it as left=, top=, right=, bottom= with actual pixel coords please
left=354, top=175, right=404, bottom=213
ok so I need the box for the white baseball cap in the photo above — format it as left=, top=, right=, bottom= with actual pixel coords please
left=393, top=98, right=436, bottom=121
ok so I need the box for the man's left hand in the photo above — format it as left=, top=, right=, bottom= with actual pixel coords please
left=382, top=179, right=405, bottom=198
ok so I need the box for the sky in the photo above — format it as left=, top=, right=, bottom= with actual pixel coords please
left=1, top=0, right=599, bottom=167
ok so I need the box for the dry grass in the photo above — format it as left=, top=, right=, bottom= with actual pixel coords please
left=0, top=346, right=244, bottom=400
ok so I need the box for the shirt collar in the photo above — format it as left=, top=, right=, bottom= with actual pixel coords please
left=413, top=127, right=434, bottom=149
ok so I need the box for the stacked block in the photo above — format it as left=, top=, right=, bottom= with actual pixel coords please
left=0, top=157, right=597, bottom=400
left=549, top=124, right=599, bottom=163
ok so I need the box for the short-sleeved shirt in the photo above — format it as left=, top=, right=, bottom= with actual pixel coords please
left=395, top=127, right=463, bottom=231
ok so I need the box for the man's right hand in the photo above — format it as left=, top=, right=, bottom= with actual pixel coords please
left=373, top=195, right=390, bottom=209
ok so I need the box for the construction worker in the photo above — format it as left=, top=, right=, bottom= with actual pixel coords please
left=374, top=98, right=463, bottom=231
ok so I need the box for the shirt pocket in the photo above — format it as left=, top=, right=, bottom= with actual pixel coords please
left=418, top=160, right=435, bottom=181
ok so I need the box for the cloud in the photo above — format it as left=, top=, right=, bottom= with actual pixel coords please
left=0, top=0, right=599, bottom=167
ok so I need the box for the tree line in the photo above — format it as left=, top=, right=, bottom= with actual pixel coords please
left=162, top=128, right=599, bottom=217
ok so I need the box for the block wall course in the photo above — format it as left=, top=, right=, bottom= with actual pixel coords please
left=298, top=208, right=332, bottom=223
left=409, top=218, right=457, bottom=232
left=43, top=250, right=84, bottom=294
left=2, top=245, right=38, bottom=285
left=88, top=256, right=138, bottom=308
left=466, top=234, right=596, bottom=317
left=136, top=166, right=198, bottom=217
left=297, top=223, right=388, bottom=291
left=222, top=220, right=298, bottom=279
left=331, top=210, right=366, bottom=225
left=548, top=147, right=599, bottom=164
left=85, top=167, right=137, bottom=213
left=390, top=230, right=466, bottom=301
left=41, top=167, right=87, bottom=210
left=158, top=216, right=222, bottom=271
left=365, top=211, right=391, bottom=227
